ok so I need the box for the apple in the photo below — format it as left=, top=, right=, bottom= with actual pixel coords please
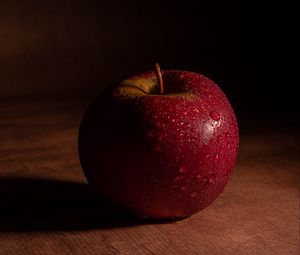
left=78, top=64, right=239, bottom=219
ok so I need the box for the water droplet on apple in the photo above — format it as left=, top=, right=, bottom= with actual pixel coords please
left=214, top=154, right=219, bottom=161
left=197, top=174, right=202, bottom=180
left=202, top=177, right=208, bottom=183
left=210, top=139, right=216, bottom=145
left=209, top=111, right=220, bottom=121
left=208, top=177, right=214, bottom=183
left=182, top=122, right=190, bottom=130
left=175, top=133, right=184, bottom=140
left=205, top=153, right=210, bottom=159
left=173, top=176, right=183, bottom=183
left=181, top=186, right=187, bottom=192
left=225, top=132, right=230, bottom=139
left=202, top=91, right=212, bottom=98
left=217, top=135, right=223, bottom=141
left=190, top=192, right=198, bottom=198
left=179, top=165, right=188, bottom=173
left=227, top=144, right=232, bottom=149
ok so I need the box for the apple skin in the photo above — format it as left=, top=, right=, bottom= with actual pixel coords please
left=78, top=70, right=239, bottom=219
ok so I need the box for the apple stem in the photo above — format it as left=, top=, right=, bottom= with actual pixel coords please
left=155, top=63, right=164, bottom=95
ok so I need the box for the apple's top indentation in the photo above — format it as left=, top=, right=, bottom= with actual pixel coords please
left=117, top=64, right=199, bottom=98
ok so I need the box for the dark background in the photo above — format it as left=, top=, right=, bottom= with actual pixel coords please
left=0, top=0, right=298, bottom=122
left=0, top=1, right=299, bottom=249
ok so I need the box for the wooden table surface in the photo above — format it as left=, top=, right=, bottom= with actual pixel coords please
left=0, top=100, right=299, bottom=255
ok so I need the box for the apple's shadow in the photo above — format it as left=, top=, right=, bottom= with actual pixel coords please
left=0, top=177, right=166, bottom=232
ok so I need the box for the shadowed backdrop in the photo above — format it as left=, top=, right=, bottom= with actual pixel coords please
left=0, top=0, right=297, bottom=118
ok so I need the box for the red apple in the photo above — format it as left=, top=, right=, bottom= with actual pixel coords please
left=78, top=64, right=239, bottom=219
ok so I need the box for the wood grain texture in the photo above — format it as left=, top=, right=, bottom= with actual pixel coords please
left=0, top=100, right=299, bottom=255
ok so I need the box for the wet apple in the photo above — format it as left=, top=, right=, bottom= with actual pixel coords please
left=78, top=64, right=239, bottom=219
